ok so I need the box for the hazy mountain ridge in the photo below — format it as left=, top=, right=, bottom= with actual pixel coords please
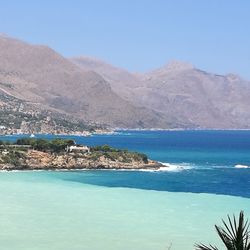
left=72, top=58, right=250, bottom=129
left=1, top=34, right=250, bottom=129
left=0, top=35, right=171, bottom=129
left=71, top=56, right=143, bottom=101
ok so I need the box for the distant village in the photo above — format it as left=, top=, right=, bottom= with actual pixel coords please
left=0, top=91, right=105, bottom=136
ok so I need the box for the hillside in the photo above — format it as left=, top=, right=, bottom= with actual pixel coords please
left=71, top=56, right=142, bottom=101
left=72, top=58, right=250, bottom=129
left=0, top=89, right=100, bottom=134
left=0, top=35, right=169, bottom=129
left=1, top=34, right=250, bottom=130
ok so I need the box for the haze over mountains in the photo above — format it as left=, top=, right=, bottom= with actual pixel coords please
left=0, top=35, right=167, bottom=129
left=1, top=34, right=250, bottom=129
left=72, top=57, right=250, bottom=129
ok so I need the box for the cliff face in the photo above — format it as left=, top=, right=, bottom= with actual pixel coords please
left=0, top=149, right=162, bottom=171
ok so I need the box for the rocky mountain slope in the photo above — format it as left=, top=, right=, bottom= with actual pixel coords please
left=71, top=56, right=142, bottom=101
left=72, top=58, right=250, bottom=129
left=0, top=35, right=169, bottom=129
left=1, top=34, right=250, bottom=129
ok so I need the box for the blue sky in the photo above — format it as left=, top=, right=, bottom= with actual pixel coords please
left=0, top=0, right=249, bottom=78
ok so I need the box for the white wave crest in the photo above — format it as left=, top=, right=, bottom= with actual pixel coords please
left=137, top=163, right=193, bottom=172
left=158, top=162, right=194, bottom=172
left=235, top=164, right=250, bottom=169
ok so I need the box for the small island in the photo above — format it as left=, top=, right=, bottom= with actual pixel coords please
left=0, top=138, right=162, bottom=171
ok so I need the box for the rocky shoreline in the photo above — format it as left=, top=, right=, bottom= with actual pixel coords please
left=0, top=149, right=163, bottom=171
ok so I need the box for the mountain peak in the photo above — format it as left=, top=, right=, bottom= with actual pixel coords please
left=226, top=73, right=242, bottom=82
left=147, top=60, right=194, bottom=78
left=164, top=60, right=194, bottom=71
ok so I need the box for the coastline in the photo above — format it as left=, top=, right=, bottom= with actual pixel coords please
left=116, top=128, right=250, bottom=132
left=3, top=128, right=250, bottom=138
left=0, top=167, right=164, bottom=173
left=0, top=156, right=163, bottom=171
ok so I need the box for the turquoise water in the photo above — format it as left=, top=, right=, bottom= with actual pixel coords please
left=0, top=131, right=250, bottom=249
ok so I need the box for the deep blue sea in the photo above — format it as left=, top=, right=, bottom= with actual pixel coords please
left=1, top=130, right=250, bottom=198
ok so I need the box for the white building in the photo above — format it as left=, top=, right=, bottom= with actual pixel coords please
left=66, top=145, right=90, bottom=153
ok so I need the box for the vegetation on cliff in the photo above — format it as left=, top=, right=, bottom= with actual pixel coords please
left=0, top=138, right=152, bottom=169
left=90, top=145, right=148, bottom=164
left=16, top=138, right=75, bottom=152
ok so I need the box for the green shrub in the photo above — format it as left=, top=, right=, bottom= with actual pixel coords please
left=90, top=145, right=148, bottom=163
left=16, top=138, right=75, bottom=153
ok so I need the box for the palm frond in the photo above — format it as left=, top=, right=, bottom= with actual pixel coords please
left=195, top=243, right=219, bottom=250
left=195, top=211, right=250, bottom=250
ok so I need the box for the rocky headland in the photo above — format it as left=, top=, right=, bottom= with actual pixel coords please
left=0, top=138, right=162, bottom=171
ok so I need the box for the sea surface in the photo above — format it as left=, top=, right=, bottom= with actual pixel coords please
left=0, top=130, right=250, bottom=250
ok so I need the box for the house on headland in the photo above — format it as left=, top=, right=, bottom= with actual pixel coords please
left=66, top=145, right=90, bottom=153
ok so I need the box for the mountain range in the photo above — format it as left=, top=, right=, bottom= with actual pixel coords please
left=1, top=34, right=250, bottom=129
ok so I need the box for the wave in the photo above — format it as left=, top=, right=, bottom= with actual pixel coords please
left=159, top=163, right=250, bottom=171
left=234, top=164, right=250, bottom=169
left=140, top=163, right=250, bottom=172
left=135, top=163, right=193, bottom=172
left=132, top=162, right=250, bottom=172
left=158, top=162, right=194, bottom=172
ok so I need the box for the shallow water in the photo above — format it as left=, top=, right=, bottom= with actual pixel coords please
left=0, top=171, right=249, bottom=250
left=1, top=131, right=250, bottom=249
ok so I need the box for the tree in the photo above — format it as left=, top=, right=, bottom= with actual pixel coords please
left=195, top=211, right=250, bottom=250
left=34, top=139, right=50, bottom=151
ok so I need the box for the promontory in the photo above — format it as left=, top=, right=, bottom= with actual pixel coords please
left=0, top=138, right=163, bottom=171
